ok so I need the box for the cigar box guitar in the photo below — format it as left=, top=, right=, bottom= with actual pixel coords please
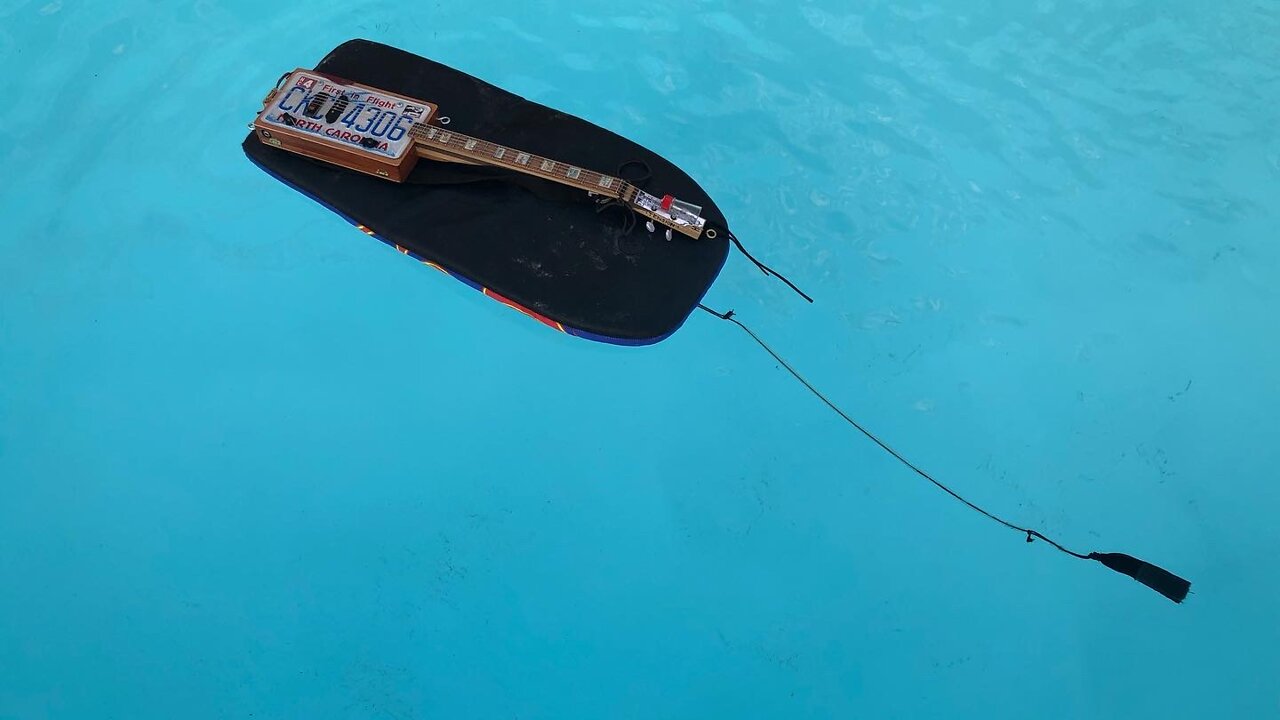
left=253, top=69, right=707, bottom=240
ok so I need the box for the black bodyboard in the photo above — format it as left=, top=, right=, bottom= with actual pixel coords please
left=242, top=39, right=730, bottom=345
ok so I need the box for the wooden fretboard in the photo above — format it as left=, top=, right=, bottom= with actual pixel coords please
left=408, top=122, right=704, bottom=239
left=411, top=123, right=631, bottom=199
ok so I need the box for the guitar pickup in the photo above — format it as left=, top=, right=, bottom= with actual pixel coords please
left=303, top=92, right=331, bottom=119
left=324, top=94, right=350, bottom=123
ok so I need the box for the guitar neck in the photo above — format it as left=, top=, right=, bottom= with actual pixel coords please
left=410, top=123, right=705, bottom=240
left=411, top=123, right=626, bottom=197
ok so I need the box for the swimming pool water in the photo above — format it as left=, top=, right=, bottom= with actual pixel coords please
left=2, top=1, right=1277, bottom=717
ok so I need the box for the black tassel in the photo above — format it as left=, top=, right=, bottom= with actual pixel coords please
left=1089, top=552, right=1191, bottom=603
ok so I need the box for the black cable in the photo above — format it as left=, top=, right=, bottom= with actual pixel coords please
left=697, top=303, right=1192, bottom=603
left=617, top=159, right=653, bottom=188
left=593, top=160, right=651, bottom=236
left=595, top=196, right=637, bottom=235
left=721, top=229, right=814, bottom=304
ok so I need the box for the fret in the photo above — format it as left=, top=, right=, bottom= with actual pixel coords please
left=494, top=147, right=506, bottom=159
left=566, top=167, right=581, bottom=180
left=515, top=152, right=530, bottom=165
left=540, top=159, right=555, bottom=173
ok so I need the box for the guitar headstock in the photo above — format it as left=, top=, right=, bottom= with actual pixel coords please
left=626, top=188, right=707, bottom=240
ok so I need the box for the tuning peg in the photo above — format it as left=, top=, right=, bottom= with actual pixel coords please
left=645, top=220, right=656, bottom=233
left=665, top=228, right=673, bottom=241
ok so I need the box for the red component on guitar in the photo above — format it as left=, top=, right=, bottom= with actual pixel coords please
left=661, top=194, right=674, bottom=210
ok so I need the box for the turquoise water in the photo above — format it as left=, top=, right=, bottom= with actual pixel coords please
left=2, top=1, right=1278, bottom=717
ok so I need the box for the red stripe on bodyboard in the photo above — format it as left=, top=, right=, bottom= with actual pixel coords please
left=482, top=288, right=565, bottom=332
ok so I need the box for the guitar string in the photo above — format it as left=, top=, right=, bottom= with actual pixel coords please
left=408, top=126, right=711, bottom=232
left=280, top=93, right=630, bottom=192
left=277, top=89, right=697, bottom=228
left=281, top=73, right=638, bottom=189
left=406, top=125, right=632, bottom=198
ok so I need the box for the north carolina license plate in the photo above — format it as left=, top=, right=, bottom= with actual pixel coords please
left=258, top=71, right=432, bottom=159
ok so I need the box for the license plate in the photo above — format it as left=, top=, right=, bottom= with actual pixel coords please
left=258, top=71, right=431, bottom=159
